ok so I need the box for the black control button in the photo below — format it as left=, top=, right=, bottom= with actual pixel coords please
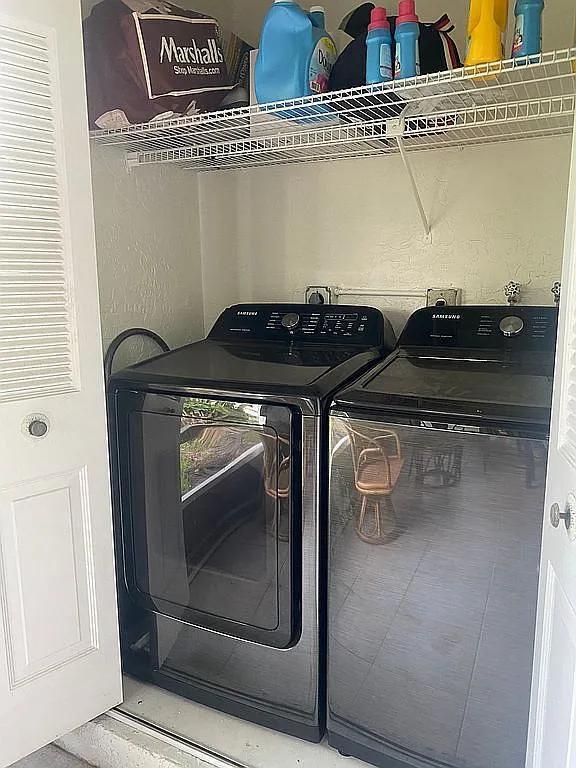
left=281, top=313, right=301, bottom=330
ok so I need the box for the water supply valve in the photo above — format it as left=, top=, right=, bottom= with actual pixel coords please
left=504, top=281, right=521, bottom=305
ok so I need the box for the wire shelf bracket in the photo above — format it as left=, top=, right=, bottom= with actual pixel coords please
left=386, top=116, right=431, bottom=236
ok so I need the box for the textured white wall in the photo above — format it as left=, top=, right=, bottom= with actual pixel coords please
left=199, top=136, right=571, bottom=331
left=90, top=146, right=204, bottom=366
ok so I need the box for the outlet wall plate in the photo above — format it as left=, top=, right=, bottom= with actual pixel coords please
left=305, top=286, right=333, bottom=305
left=426, top=288, right=461, bottom=308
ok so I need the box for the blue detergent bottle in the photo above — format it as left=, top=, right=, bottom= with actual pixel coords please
left=394, top=0, right=420, bottom=80
left=309, top=5, right=325, bottom=28
left=512, top=0, right=544, bottom=58
left=255, top=0, right=337, bottom=104
left=366, top=7, right=393, bottom=84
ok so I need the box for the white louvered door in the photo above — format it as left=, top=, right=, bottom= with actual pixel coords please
left=527, top=119, right=576, bottom=767
left=0, top=1, right=121, bottom=766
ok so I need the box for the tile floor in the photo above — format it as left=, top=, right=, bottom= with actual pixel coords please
left=14, top=746, right=90, bottom=768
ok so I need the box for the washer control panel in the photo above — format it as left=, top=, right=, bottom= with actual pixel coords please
left=401, top=306, right=558, bottom=352
left=210, top=304, right=389, bottom=346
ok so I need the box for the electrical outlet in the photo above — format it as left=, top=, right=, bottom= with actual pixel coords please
left=426, top=288, right=461, bottom=308
left=305, top=286, right=334, bottom=305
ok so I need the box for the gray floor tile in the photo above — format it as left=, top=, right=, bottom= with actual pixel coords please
left=353, top=666, right=465, bottom=762
left=331, top=584, right=404, bottom=664
left=328, top=644, right=372, bottom=720
left=457, top=694, right=529, bottom=768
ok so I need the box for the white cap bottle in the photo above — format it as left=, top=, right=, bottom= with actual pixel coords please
left=310, top=6, right=326, bottom=27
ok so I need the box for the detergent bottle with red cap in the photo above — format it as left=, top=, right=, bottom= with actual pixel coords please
left=394, top=0, right=421, bottom=79
left=366, top=7, right=393, bottom=84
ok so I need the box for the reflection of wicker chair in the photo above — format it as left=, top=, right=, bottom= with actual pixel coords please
left=262, top=434, right=291, bottom=541
left=346, top=425, right=404, bottom=545
left=262, top=434, right=291, bottom=499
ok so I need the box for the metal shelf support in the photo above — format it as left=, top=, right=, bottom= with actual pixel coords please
left=395, top=132, right=430, bottom=236
left=386, top=116, right=430, bottom=236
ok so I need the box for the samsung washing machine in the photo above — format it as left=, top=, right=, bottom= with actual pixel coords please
left=108, top=302, right=395, bottom=741
left=328, top=305, right=557, bottom=768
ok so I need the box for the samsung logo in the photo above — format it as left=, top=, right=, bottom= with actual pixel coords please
left=237, top=311, right=258, bottom=317
left=433, top=313, right=461, bottom=320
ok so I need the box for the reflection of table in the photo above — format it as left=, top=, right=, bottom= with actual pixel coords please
left=518, top=439, right=547, bottom=488
left=480, top=434, right=547, bottom=489
left=409, top=434, right=463, bottom=489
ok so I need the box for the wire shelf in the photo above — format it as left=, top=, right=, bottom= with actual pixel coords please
left=91, top=48, right=576, bottom=172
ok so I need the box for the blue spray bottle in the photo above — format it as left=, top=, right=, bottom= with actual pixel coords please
left=512, top=0, right=544, bottom=58
left=394, top=0, right=420, bottom=80
left=366, top=7, right=393, bottom=84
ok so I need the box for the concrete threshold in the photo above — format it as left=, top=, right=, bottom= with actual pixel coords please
left=55, top=678, right=366, bottom=768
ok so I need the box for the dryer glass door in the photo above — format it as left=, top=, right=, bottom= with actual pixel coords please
left=115, top=391, right=299, bottom=649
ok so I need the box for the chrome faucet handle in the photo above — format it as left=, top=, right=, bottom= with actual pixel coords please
left=504, top=281, right=521, bottom=305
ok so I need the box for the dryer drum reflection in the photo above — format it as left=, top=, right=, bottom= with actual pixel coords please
left=128, top=395, right=292, bottom=634
left=178, top=398, right=292, bottom=545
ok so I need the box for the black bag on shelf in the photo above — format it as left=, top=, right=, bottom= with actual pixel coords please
left=83, top=0, right=251, bottom=130
left=329, top=3, right=462, bottom=91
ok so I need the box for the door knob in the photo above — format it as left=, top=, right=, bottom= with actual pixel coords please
left=22, top=413, right=50, bottom=440
left=28, top=419, right=48, bottom=438
left=550, top=496, right=576, bottom=541
left=550, top=503, right=567, bottom=528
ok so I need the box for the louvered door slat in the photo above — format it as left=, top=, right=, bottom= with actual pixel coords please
left=0, top=53, right=50, bottom=76
left=0, top=82, right=52, bottom=104
left=0, top=20, right=77, bottom=403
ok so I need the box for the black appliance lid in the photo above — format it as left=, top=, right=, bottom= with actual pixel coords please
left=333, top=305, right=557, bottom=425
left=109, top=303, right=397, bottom=410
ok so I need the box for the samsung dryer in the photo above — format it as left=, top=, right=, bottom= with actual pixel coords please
left=108, top=302, right=395, bottom=741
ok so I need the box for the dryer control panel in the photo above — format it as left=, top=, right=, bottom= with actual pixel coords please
left=209, top=303, right=394, bottom=347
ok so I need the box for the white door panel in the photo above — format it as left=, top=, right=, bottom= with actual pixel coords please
left=528, top=118, right=576, bottom=768
left=0, top=469, right=98, bottom=686
left=0, top=1, right=121, bottom=765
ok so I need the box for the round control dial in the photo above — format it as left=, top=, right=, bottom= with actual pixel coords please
left=499, top=316, right=524, bottom=337
left=281, top=313, right=300, bottom=331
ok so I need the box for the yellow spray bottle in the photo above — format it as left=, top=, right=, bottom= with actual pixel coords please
left=465, top=0, right=509, bottom=66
